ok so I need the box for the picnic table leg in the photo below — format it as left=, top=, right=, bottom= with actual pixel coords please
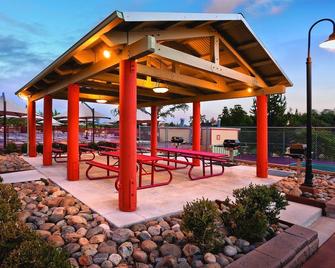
left=107, top=155, right=110, bottom=177
left=202, top=156, right=206, bottom=177
left=150, top=161, right=154, bottom=186
left=138, top=162, right=143, bottom=188
left=210, top=158, right=213, bottom=176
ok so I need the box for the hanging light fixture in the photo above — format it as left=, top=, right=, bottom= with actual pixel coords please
left=96, top=99, right=107, bottom=104
left=103, top=50, right=111, bottom=59
left=152, top=59, right=169, bottom=93
left=319, top=32, right=335, bottom=50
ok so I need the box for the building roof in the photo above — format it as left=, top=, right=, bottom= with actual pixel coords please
left=16, top=11, right=292, bottom=107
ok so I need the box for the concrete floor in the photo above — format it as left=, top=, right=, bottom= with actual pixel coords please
left=23, top=155, right=283, bottom=227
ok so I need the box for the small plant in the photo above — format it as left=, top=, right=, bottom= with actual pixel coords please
left=21, top=143, right=27, bottom=154
left=181, top=198, right=223, bottom=251
left=37, top=143, right=43, bottom=154
left=220, top=184, right=288, bottom=242
left=5, top=142, right=18, bottom=154
left=88, top=142, right=98, bottom=150
left=0, top=184, right=21, bottom=222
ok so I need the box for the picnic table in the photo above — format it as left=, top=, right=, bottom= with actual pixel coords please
left=157, top=147, right=228, bottom=180
left=52, top=142, right=95, bottom=163
left=85, top=150, right=173, bottom=190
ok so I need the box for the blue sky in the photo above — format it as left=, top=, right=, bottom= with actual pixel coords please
left=0, top=0, right=335, bottom=122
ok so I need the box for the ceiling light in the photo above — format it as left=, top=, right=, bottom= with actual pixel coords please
left=319, top=32, right=335, bottom=50
left=96, top=99, right=107, bottom=104
left=153, top=87, right=169, bottom=94
left=19, top=94, right=29, bottom=101
left=247, top=87, right=253, bottom=93
left=103, top=50, right=111, bottom=59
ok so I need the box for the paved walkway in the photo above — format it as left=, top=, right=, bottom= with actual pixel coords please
left=1, top=169, right=43, bottom=183
left=303, top=234, right=335, bottom=268
left=23, top=155, right=282, bottom=227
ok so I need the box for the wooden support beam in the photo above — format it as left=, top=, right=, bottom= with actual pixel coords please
left=154, top=43, right=260, bottom=88
left=237, top=41, right=258, bottom=50
left=137, top=85, right=286, bottom=107
left=29, top=36, right=156, bottom=101
left=73, top=49, right=96, bottom=64
left=210, top=36, right=220, bottom=64
left=252, top=59, right=273, bottom=67
left=79, top=92, right=117, bottom=102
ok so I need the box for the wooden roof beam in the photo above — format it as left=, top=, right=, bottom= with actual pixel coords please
left=29, top=36, right=156, bottom=102
left=138, top=85, right=286, bottom=107
left=237, top=41, right=258, bottom=50
left=154, top=43, right=261, bottom=88
left=73, top=49, right=96, bottom=64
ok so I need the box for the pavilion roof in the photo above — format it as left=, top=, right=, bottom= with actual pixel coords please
left=0, top=95, right=26, bottom=117
left=16, top=11, right=292, bottom=107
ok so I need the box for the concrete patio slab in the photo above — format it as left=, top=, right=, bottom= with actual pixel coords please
left=1, top=169, right=44, bottom=183
left=23, top=155, right=283, bottom=227
left=308, top=216, right=335, bottom=246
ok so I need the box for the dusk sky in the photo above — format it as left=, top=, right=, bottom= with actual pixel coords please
left=1, top=0, right=334, bottom=122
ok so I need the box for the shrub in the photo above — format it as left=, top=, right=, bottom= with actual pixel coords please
left=37, top=143, right=43, bottom=153
left=220, top=184, right=288, bottom=242
left=88, top=142, right=98, bottom=150
left=0, top=183, right=21, bottom=222
left=21, top=143, right=27, bottom=154
left=181, top=198, right=223, bottom=251
left=5, top=142, right=18, bottom=154
left=0, top=176, right=3, bottom=183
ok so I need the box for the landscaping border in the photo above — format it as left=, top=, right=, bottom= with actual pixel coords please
left=227, top=225, right=318, bottom=268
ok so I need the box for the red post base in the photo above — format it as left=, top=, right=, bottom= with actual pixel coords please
left=43, top=95, right=53, bottom=166
left=27, top=99, right=37, bottom=157
left=256, top=95, right=268, bottom=178
left=192, top=101, right=201, bottom=166
left=119, top=59, right=137, bottom=212
left=67, top=84, right=80, bottom=181
left=151, top=106, right=158, bottom=157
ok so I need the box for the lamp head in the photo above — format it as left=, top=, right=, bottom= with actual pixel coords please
left=319, top=32, right=335, bottom=50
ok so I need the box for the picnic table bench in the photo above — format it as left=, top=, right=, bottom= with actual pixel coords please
left=52, top=142, right=95, bottom=163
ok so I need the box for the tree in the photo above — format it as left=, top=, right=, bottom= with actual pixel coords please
left=218, top=105, right=253, bottom=126
left=250, top=94, right=288, bottom=126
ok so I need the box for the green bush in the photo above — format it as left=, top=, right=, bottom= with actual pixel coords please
left=181, top=198, right=223, bottom=251
left=221, top=184, right=288, bottom=242
left=0, top=184, right=21, bottom=222
left=88, top=142, right=98, bottom=150
left=21, top=143, right=27, bottom=154
left=5, top=142, right=18, bottom=154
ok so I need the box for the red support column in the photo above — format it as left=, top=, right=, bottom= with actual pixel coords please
left=119, top=59, right=137, bottom=212
left=256, top=95, right=268, bottom=178
left=43, top=95, right=53, bottom=166
left=151, top=106, right=158, bottom=157
left=192, top=101, right=201, bottom=166
left=67, top=84, right=80, bottom=181
left=27, top=99, right=36, bottom=157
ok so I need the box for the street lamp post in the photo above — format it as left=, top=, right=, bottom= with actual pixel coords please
left=304, top=18, right=335, bottom=188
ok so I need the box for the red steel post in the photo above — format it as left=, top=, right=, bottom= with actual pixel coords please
left=43, top=95, right=53, bottom=165
left=151, top=106, right=158, bottom=156
left=67, top=84, right=80, bottom=181
left=119, top=59, right=137, bottom=212
left=27, top=99, right=37, bottom=157
left=256, top=95, right=268, bottom=178
left=192, top=101, right=201, bottom=166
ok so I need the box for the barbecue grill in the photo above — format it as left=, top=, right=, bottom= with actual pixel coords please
left=286, top=143, right=307, bottom=177
left=171, top=136, right=184, bottom=148
left=223, top=139, right=240, bottom=164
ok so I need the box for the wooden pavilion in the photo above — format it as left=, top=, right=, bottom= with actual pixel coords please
left=15, top=11, right=292, bottom=212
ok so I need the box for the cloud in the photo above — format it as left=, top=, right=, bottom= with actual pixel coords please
left=0, top=35, right=52, bottom=81
left=0, top=12, right=44, bottom=35
left=205, top=0, right=291, bottom=15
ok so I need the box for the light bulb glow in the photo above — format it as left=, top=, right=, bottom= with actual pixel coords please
left=96, top=99, right=107, bottom=103
left=247, top=88, right=253, bottom=93
left=103, top=50, right=111, bottom=59
left=153, top=87, right=169, bottom=93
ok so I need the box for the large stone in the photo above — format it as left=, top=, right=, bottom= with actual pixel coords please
left=223, top=245, right=237, bottom=257
left=49, top=207, right=66, bottom=223
left=156, top=255, right=178, bottom=268
left=36, top=230, right=51, bottom=239
left=159, top=220, right=171, bottom=231
left=112, top=228, right=134, bottom=243
left=183, top=244, right=201, bottom=257
left=17, top=211, right=31, bottom=223
left=45, top=197, right=63, bottom=207
left=82, top=244, right=98, bottom=256
left=64, top=232, right=82, bottom=243
left=109, top=253, right=122, bottom=266
left=93, top=253, right=109, bottom=264
left=79, top=237, right=90, bottom=246
left=148, top=225, right=161, bottom=236
left=68, top=215, right=87, bottom=225
left=204, top=253, right=216, bottom=264
left=90, top=234, right=106, bottom=244
left=61, top=196, right=76, bottom=207
left=87, top=226, right=104, bottom=239
left=131, top=223, right=147, bottom=232
left=289, top=187, right=302, bottom=197
left=79, top=255, right=93, bottom=266
left=67, top=206, right=79, bottom=215
left=216, top=253, right=230, bottom=267
left=138, top=231, right=152, bottom=241
left=68, top=257, right=79, bottom=267
left=133, top=249, right=148, bottom=263
left=141, top=240, right=158, bottom=253
left=101, top=260, right=114, bottom=268
left=76, top=227, right=88, bottom=237
left=118, top=241, right=134, bottom=258
left=39, top=222, right=55, bottom=231
left=64, top=243, right=81, bottom=254
left=160, top=243, right=182, bottom=258
left=47, top=234, right=65, bottom=247
left=98, top=241, right=117, bottom=254
left=162, top=230, right=176, bottom=243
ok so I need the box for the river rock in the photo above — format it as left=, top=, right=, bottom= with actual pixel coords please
left=148, top=225, right=161, bottom=236
left=112, top=228, right=134, bottom=243
left=68, top=215, right=87, bottom=225
left=160, top=243, right=181, bottom=258
left=118, top=241, right=134, bottom=258
left=64, top=243, right=81, bottom=254
left=109, top=253, right=122, bottom=266
left=90, top=234, right=106, bottom=244
left=47, top=234, right=65, bottom=247
left=204, top=253, right=216, bottom=264
left=183, top=244, right=200, bottom=257
left=93, top=253, right=109, bottom=264
left=86, top=226, right=104, bottom=239
left=223, top=245, right=237, bottom=257
left=98, top=240, right=117, bottom=254
left=133, top=249, right=148, bottom=263
left=141, top=240, right=158, bottom=253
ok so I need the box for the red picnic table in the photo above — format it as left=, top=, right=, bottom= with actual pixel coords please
left=52, top=142, right=95, bottom=163
left=85, top=150, right=173, bottom=190
left=157, top=147, right=229, bottom=180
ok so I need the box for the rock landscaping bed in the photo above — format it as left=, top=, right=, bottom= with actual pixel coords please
left=275, top=173, right=335, bottom=202
left=0, top=153, right=33, bottom=173
left=11, top=179, right=290, bottom=268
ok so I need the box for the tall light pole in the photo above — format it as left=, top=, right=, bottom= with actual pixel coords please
left=304, top=18, right=335, bottom=188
